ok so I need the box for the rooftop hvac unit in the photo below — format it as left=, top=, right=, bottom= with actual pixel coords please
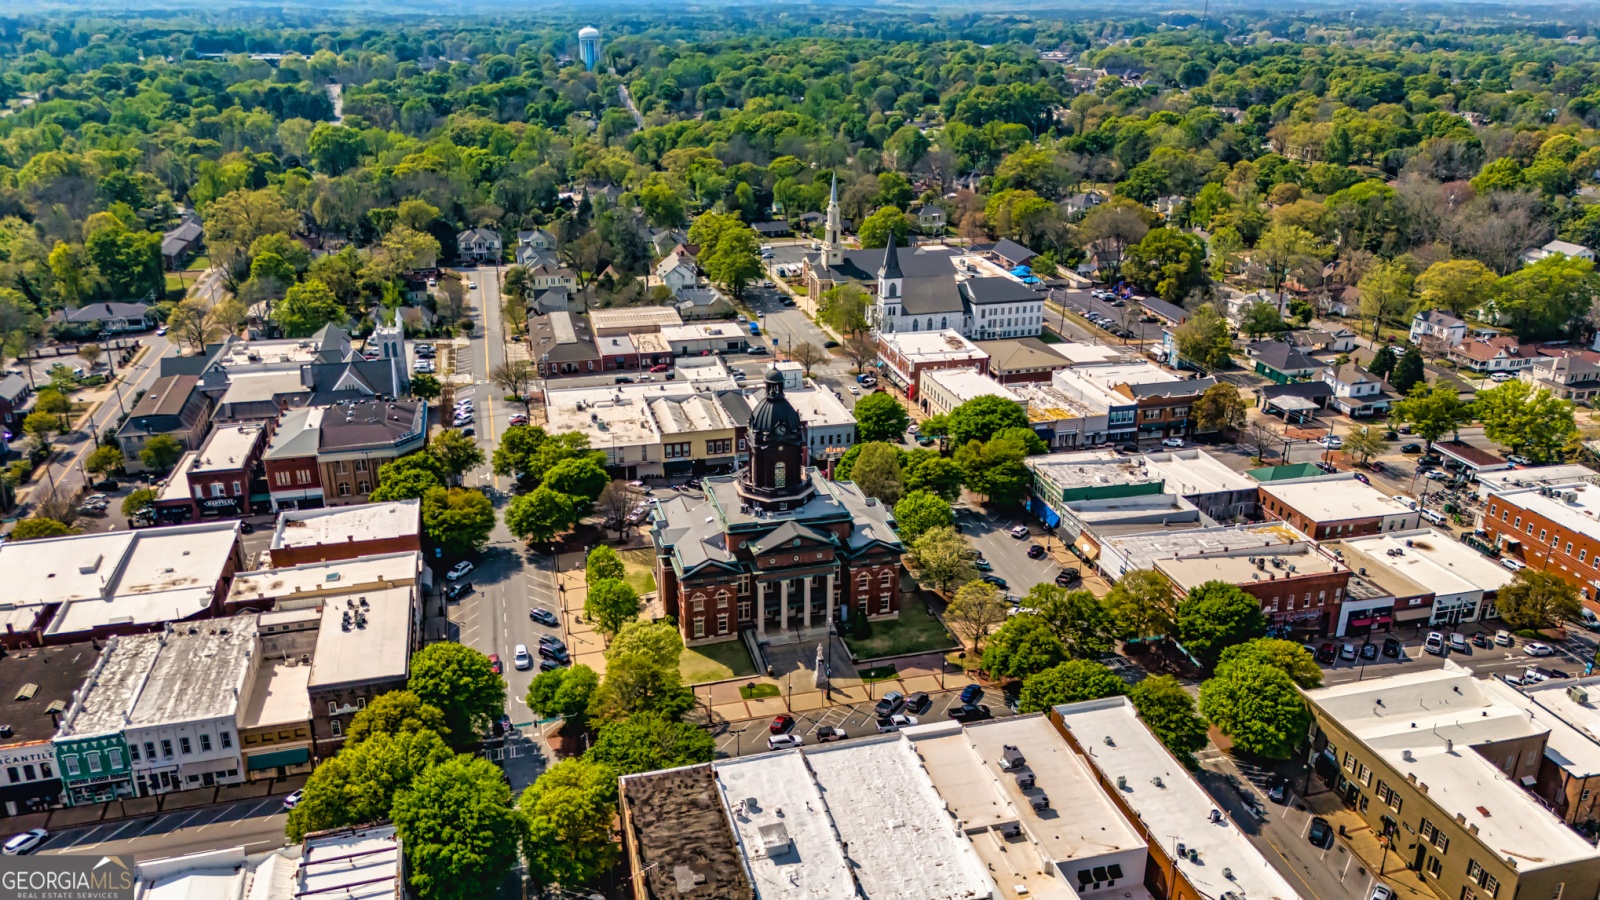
left=1570, top=685, right=1590, bottom=705
left=1029, top=794, right=1050, bottom=812
left=1015, top=771, right=1036, bottom=791
left=997, top=821, right=1022, bottom=839
left=1000, top=745, right=1026, bottom=769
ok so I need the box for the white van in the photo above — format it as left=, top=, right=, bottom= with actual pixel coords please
left=1420, top=509, right=1447, bottom=526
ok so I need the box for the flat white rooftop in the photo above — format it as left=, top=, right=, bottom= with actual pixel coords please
left=1494, top=482, right=1600, bottom=542
left=1141, top=449, right=1255, bottom=495
left=879, top=329, right=987, bottom=362
left=1487, top=676, right=1600, bottom=779
left=805, top=736, right=997, bottom=900
left=651, top=393, right=734, bottom=434
left=545, top=382, right=692, bottom=449
left=1049, top=342, right=1126, bottom=365
left=661, top=323, right=747, bottom=342
left=923, top=367, right=1022, bottom=405
left=1100, top=523, right=1309, bottom=575
left=192, top=423, right=264, bottom=473
left=241, top=657, right=313, bottom=730
left=271, top=500, right=420, bottom=550
left=228, top=552, right=421, bottom=605
left=1259, top=473, right=1416, bottom=522
left=58, top=631, right=165, bottom=738
left=298, top=825, right=402, bottom=900
left=1332, top=529, right=1512, bottom=597
left=713, top=752, right=856, bottom=900
left=1056, top=697, right=1301, bottom=900
left=129, top=616, right=259, bottom=728
left=1158, top=543, right=1343, bottom=592
left=778, top=385, right=856, bottom=429
left=1305, top=664, right=1600, bottom=870
left=1028, top=451, right=1159, bottom=491
left=308, top=585, right=413, bottom=689
left=1476, top=464, right=1600, bottom=498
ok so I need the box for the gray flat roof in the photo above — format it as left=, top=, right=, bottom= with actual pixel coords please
left=307, top=586, right=414, bottom=689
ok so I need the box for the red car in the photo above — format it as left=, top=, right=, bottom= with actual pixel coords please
left=488, top=654, right=503, bottom=675
left=650, top=364, right=671, bottom=373
left=769, top=714, right=795, bottom=734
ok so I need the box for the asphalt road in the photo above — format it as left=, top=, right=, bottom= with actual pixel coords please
left=36, top=791, right=293, bottom=861
left=955, top=504, right=1073, bottom=601
left=709, top=682, right=1014, bottom=758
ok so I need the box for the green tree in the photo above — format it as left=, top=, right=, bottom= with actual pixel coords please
left=586, top=545, right=626, bottom=585
left=407, top=643, right=506, bottom=751
left=584, top=711, right=715, bottom=776
left=605, top=621, right=684, bottom=671
left=993, top=426, right=1048, bottom=456
left=908, top=525, right=979, bottom=593
left=893, top=490, right=954, bottom=544
left=587, top=644, right=695, bottom=724
left=1177, top=581, right=1268, bottom=671
left=307, top=123, right=368, bottom=175
left=519, top=758, right=619, bottom=890
left=1391, top=346, right=1425, bottom=394
left=273, top=279, right=346, bottom=338
left=586, top=578, right=641, bottom=638
left=346, top=691, right=450, bottom=746
left=1497, top=569, right=1582, bottom=630
left=1026, top=584, right=1116, bottom=658
left=1123, top=228, right=1207, bottom=302
left=410, top=373, right=442, bottom=403
left=1357, top=260, right=1415, bottom=340
left=10, top=518, right=77, bottom=540
left=369, top=453, right=447, bottom=502
left=1199, top=657, right=1310, bottom=759
left=947, top=395, right=1029, bottom=446
left=285, top=729, right=452, bottom=841
left=849, top=441, right=904, bottom=505
left=527, top=664, right=600, bottom=721
left=1218, top=638, right=1323, bottom=688
left=1494, top=254, right=1600, bottom=341
left=902, top=451, right=964, bottom=501
left=1416, top=259, right=1496, bottom=319
left=953, top=435, right=1031, bottom=504
left=543, top=457, right=609, bottom=504
left=637, top=181, right=686, bottom=228
left=422, top=487, right=495, bottom=556
left=857, top=206, right=912, bottom=249
left=945, top=579, right=1010, bottom=654
left=1368, top=346, right=1398, bottom=379
left=1192, top=383, right=1247, bottom=434
left=1471, top=157, right=1525, bottom=194
left=982, top=613, right=1068, bottom=681
left=22, top=411, right=58, bottom=451
left=1129, top=675, right=1209, bottom=766
left=85, top=444, right=123, bottom=477
left=505, top=485, right=581, bottom=543
left=852, top=392, right=911, bottom=442
left=1343, top=425, right=1389, bottom=465
left=120, top=487, right=156, bottom=518
left=690, top=213, right=762, bottom=299
left=1253, top=225, right=1328, bottom=310
left=1018, top=659, right=1125, bottom=713
left=1105, top=569, right=1177, bottom=639
left=1391, top=382, right=1470, bottom=450
left=1173, top=302, right=1232, bottom=369
left=1240, top=302, right=1288, bottom=340
left=429, top=430, right=485, bottom=483
left=819, top=284, right=872, bottom=337
left=1474, top=380, right=1578, bottom=461
left=392, top=756, right=526, bottom=900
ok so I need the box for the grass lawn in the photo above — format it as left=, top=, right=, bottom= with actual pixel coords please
left=842, top=602, right=957, bottom=660
left=184, top=254, right=210, bottom=272
left=615, top=547, right=658, bottom=595
left=857, top=665, right=898, bottom=682
left=739, top=683, right=779, bottom=700
left=680, top=640, right=757, bottom=684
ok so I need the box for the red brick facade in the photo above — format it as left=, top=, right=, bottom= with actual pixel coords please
left=1483, top=493, right=1600, bottom=600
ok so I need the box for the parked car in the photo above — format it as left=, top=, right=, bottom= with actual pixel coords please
left=960, top=683, right=985, bottom=705
left=92, top=479, right=119, bottom=491
left=1, top=829, right=46, bottom=857
left=1382, top=637, right=1402, bottom=657
left=1340, top=643, right=1357, bottom=661
left=1525, top=642, right=1556, bottom=657
left=539, top=658, right=564, bottom=672
left=1027, top=544, right=1046, bottom=559
left=974, top=558, right=993, bottom=572
left=1495, top=629, right=1515, bottom=646
left=539, top=635, right=567, bottom=653
left=873, top=692, right=906, bottom=718
left=1161, top=437, right=1184, bottom=448
left=1502, top=556, right=1527, bottom=571
left=444, top=581, right=474, bottom=602
left=488, top=653, right=502, bottom=674
left=1370, top=884, right=1395, bottom=900
left=769, top=714, right=795, bottom=734
left=1267, top=781, right=1288, bottom=804
left=1118, top=442, right=1140, bottom=454
left=980, top=574, right=1008, bottom=589
left=1471, top=633, right=1491, bottom=648
left=815, top=726, right=848, bottom=742
left=905, top=691, right=930, bottom=713
left=513, top=644, right=533, bottom=670
left=1316, top=642, right=1337, bottom=663
left=1010, top=525, right=1030, bottom=538
left=1391, top=494, right=1418, bottom=510
left=767, top=734, right=804, bottom=750
left=1491, top=372, right=1515, bottom=383
left=876, top=714, right=919, bottom=733
left=538, top=645, right=569, bottom=664
left=1360, top=643, right=1378, bottom=660
left=650, top=364, right=671, bottom=373
left=1318, top=435, right=1344, bottom=448
left=1448, top=633, right=1468, bottom=653
left=447, top=561, right=474, bottom=581
left=948, top=704, right=993, bottom=723
left=283, top=790, right=303, bottom=810
left=1308, top=817, right=1334, bottom=848
left=508, top=414, right=529, bottom=427
left=529, top=607, right=559, bottom=627
left=1507, top=454, right=1533, bottom=466
left=1055, top=569, right=1081, bottom=587
left=1424, top=632, right=1446, bottom=655
left=614, top=376, right=634, bottom=384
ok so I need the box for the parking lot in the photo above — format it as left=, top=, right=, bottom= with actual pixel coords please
left=711, top=682, right=1015, bottom=758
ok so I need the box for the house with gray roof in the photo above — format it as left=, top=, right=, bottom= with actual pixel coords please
left=117, top=374, right=213, bottom=472
left=161, top=219, right=204, bottom=270
left=1245, top=340, right=1324, bottom=384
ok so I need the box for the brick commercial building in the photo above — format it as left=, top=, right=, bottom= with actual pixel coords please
left=179, top=423, right=268, bottom=519
left=1259, top=472, right=1420, bottom=540
left=0, top=642, right=99, bottom=817
left=875, top=329, right=989, bottom=397
left=1156, top=542, right=1350, bottom=637
left=1304, top=665, right=1600, bottom=900
left=650, top=369, right=903, bottom=647
left=1321, top=528, right=1512, bottom=634
left=1481, top=481, right=1600, bottom=600
left=267, top=500, right=422, bottom=568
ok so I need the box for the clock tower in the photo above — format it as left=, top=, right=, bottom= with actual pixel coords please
left=738, top=368, right=812, bottom=510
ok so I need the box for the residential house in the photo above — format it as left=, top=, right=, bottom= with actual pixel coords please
left=516, top=228, right=556, bottom=252
left=47, top=302, right=153, bottom=333
left=1245, top=341, right=1323, bottom=384
left=1522, top=239, right=1594, bottom=266
left=676, top=287, right=736, bottom=320
left=1063, top=192, right=1105, bottom=219
left=1523, top=351, right=1600, bottom=402
left=0, top=373, right=32, bottom=436
left=655, top=251, right=699, bottom=295
left=1282, top=328, right=1358, bottom=354
left=751, top=221, right=791, bottom=239
left=529, top=311, right=603, bottom=376
left=1409, top=309, right=1467, bottom=349
left=1322, top=363, right=1394, bottom=417
left=526, top=262, right=578, bottom=291
left=117, top=374, right=213, bottom=473
left=455, top=227, right=501, bottom=263
left=161, top=219, right=204, bottom=271
left=915, top=205, right=946, bottom=233
left=531, top=286, right=571, bottom=314
left=1449, top=334, right=1536, bottom=375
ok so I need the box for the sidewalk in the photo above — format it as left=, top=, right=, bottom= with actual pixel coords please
left=7, top=774, right=308, bottom=834
left=1304, top=789, right=1436, bottom=900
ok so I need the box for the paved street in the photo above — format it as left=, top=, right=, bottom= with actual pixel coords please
left=709, top=682, right=1014, bottom=758
left=956, top=503, right=1075, bottom=601
left=36, top=791, right=293, bottom=861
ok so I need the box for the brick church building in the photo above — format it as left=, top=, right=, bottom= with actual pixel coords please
left=650, top=368, right=905, bottom=647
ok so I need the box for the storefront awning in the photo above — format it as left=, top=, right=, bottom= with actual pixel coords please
left=1073, top=535, right=1100, bottom=561
left=246, top=747, right=310, bottom=770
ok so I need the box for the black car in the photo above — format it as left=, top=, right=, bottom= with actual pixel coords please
left=1401, top=443, right=1423, bottom=454
left=239, top=521, right=254, bottom=534
left=614, top=376, right=634, bottom=384
left=1382, top=637, right=1401, bottom=657
left=960, top=683, right=984, bottom=705
left=1267, top=780, right=1288, bottom=804
left=1471, top=633, right=1491, bottom=648
left=497, top=713, right=513, bottom=736
left=1308, top=817, right=1334, bottom=848
left=1118, top=442, right=1141, bottom=454
left=905, top=691, right=930, bottom=713
left=948, top=704, right=993, bottom=723
left=1419, top=453, right=1443, bottom=466
left=92, top=479, right=119, bottom=491
left=445, top=581, right=474, bottom=602
left=980, top=574, right=1008, bottom=589
left=1360, top=643, right=1378, bottom=660
left=529, top=608, right=560, bottom=627
left=1055, top=568, right=1081, bottom=587
left=539, top=635, right=567, bottom=653
left=1026, top=545, right=1046, bottom=559
left=538, top=645, right=570, bottom=664
left=873, top=691, right=906, bottom=718
left=539, top=658, right=563, bottom=672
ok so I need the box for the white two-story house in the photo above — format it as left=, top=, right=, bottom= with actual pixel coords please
left=1322, top=363, right=1393, bottom=417
left=655, top=252, right=699, bottom=296
left=1409, top=309, right=1467, bottom=349
left=1448, top=335, right=1536, bottom=377
left=455, top=227, right=501, bottom=263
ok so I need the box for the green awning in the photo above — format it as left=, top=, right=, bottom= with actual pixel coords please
left=246, top=747, right=310, bottom=770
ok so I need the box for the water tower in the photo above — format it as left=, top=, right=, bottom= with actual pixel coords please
left=578, top=26, right=602, bottom=71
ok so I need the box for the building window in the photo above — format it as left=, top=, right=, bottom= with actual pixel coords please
left=297, top=469, right=312, bottom=484
left=4, top=766, right=15, bottom=783
left=665, top=442, right=691, bottom=459
left=717, top=614, right=729, bottom=635
left=693, top=596, right=704, bottom=612
left=180, top=737, right=192, bottom=755
left=162, top=739, right=173, bottom=757
left=338, top=483, right=351, bottom=496
left=63, top=756, right=79, bottom=777
left=329, top=702, right=338, bottom=716
left=337, top=461, right=349, bottom=474
left=108, top=748, right=123, bottom=770
left=87, top=752, right=102, bottom=773
left=1426, top=857, right=1443, bottom=878
left=774, top=462, right=787, bottom=488
left=880, top=595, right=891, bottom=614
left=715, top=590, right=729, bottom=608
left=358, top=481, right=370, bottom=494
left=220, top=732, right=232, bottom=749
left=330, top=720, right=341, bottom=737
left=739, top=601, right=752, bottom=619
left=200, top=734, right=212, bottom=752
left=274, top=471, right=290, bottom=486
left=692, top=618, right=705, bottom=638
left=355, top=459, right=367, bottom=472
left=129, top=743, right=140, bottom=761
left=738, top=574, right=750, bottom=594
left=211, top=482, right=225, bottom=498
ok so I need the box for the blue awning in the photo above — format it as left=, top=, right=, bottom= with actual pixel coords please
left=246, top=747, right=310, bottom=770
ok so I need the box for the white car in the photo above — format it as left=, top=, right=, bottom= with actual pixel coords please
left=767, top=733, right=804, bottom=750
left=1507, top=454, right=1533, bottom=466
left=1161, top=438, right=1184, bottom=448
left=467, top=281, right=477, bottom=289
left=2, top=828, right=47, bottom=855
left=848, top=386, right=860, bottom=395
left=1010, top=525, right=1030, bottom=538
left=1426, top=470, right=1451, bottom=482
left=447, top=561, right=474, bottom=581
left=1525, top=642, right=1555, bottom=657
left=1391, top=494, right=1418, bottom=510
left=1370, top=884, right=1395, bottom=900
left=908, top=423, right=919, bottom=435
left=1318, top=435, right=1344, bottom=449
left=1490, top=371, right=1513, bottom=382
left=514, top=644, right=533, bottom=670
left=283, top=789, right=304, bottom=810
left=1501, top=556, right=1527, bottom=571
left=876, top=714, right=919, bottom=733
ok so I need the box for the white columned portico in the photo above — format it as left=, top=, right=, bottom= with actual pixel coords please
left=756, top=582, right=767, bottom=638
left=804, top=576, right=814, bottom=628
left=780, top=579, right=790, bottom=631
left=825, top=572, right=836, bottom=627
